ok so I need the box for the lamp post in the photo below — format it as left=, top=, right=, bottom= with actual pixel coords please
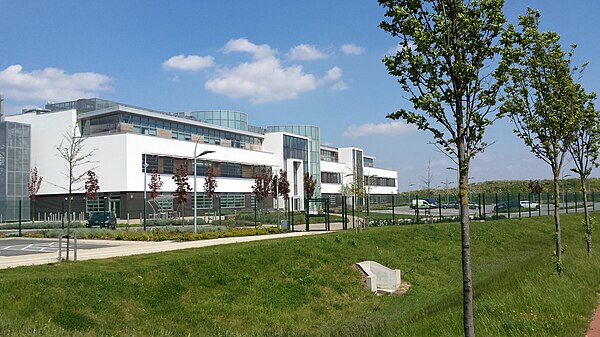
left=408, top=183, right=415, bottom=205
left=365, top=174, right=377, bottom=216
left=193, top=139, right=215, bottom=233
left=143, top=154, right=148, bottom=231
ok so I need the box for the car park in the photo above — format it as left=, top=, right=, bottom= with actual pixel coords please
left=86, top=212, right=117, bottom=229
left=441, top=201, right=479, bottom=209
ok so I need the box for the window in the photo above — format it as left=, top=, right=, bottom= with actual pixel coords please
left=220, top=162, right=241, bottom=177
left=194, top=194, right=213, bottom=209
left=321, top=172, right=341, bottom=184
left=163, top=157, right=173, bottom=174
left=86, top=199, right=106, bottom=212
left=221, top=193, right=245, bottom=208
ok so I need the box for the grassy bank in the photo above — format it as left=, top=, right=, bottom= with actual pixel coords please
left=0, top=214, right=599, bottom=336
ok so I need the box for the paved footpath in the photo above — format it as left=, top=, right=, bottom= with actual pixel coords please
left=0, top=231, right=329, bottom=270
left=587, top=304, right=600, bottom=337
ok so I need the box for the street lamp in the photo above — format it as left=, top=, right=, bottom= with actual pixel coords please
left=408, top=183, right=415, bottom=204
left=143, top=154, right=148, bottom=231
left=365, top=174, right=378, bottom=216
left=193, top=139, right=215, bottom=233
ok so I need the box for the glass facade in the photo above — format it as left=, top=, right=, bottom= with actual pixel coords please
left=267, top=125, right=321, bottom=198
left=177, top=110, right=249, bottom=131
left=81, top=112, right=262, bottom=149
left=320, top=148, right=338, bottom=162
left=0, top=122, right=31, bottom=220
left=364, top=157, right=374, bottom=167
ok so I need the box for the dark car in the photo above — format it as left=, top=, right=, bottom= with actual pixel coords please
left=442, top=201, right=459, bottom=209
left=86, top=212, right=117, bottom=229
left=493, top=201, right=522, bottom=212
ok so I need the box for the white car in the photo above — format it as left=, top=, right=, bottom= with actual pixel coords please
left=519, top=201, right=540, bottom=209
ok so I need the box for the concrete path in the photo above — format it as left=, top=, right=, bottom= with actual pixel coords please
left=0, top=231, right=329, bottom=270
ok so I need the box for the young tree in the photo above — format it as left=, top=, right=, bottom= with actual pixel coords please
left=303, top=172, right=316, bottom=199
left=252, top=168, right=272, bottom=201
left=568, top=96, right=599, bottom=257
left=251, top=168, right=273, bottom=227
left=148, top=169, right=164, bottom=216
left=497, top=8, right=584, bottom=273
left=421, top=159, right=434, bottom=197
left=172, top=164, right=192, bottom=225
left=84, top=170, right=99, bottom=200
left=203, top=165, right=218, bottom=197
left=379, top=1, right=506, bottom=335
left=278, top=170, right=291, bottom=203
left=56, top=125, right=96, bottom=235
left=27, top=166, right=43, bottom=222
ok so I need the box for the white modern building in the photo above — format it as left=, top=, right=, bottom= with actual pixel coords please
left=5, top=98, right=397, bottom=220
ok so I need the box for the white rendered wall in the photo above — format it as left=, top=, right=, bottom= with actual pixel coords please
left=7, top=109, right=91, bottom=195
left=365, top=167, right=398, bottom=194
left=7, top=110, right=276, bottom=195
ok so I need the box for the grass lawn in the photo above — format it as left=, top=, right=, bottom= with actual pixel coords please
left=0, top=214, right=599, bottom=336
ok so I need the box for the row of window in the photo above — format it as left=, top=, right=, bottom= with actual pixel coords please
left=366, top=176, right=396, bottom=187
left=321, top=172, right=341, bottom=184
left=81, top=113, right=262, bottom=149
left=320, top=149, right=338, bottom=162
left=142, top=155, right=271, bottom=178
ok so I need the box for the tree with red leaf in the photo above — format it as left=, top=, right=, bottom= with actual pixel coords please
left=172, top=164, right=192, bottom=225
left=27, top=166, right=43, bottom=222
left=84, top=170, right=100, bottom=200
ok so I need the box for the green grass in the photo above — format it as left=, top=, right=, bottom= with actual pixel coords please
left=0, top=214, right=599, bottom=336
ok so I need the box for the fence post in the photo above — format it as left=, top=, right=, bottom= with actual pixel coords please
left=507, top=192, right=511, bottom=219
left=547, top=192, right=550, bottom=216
left=415, top=194, right=419, bottom=223
left=575, top=192, right=578, bottom=213
left=18, top=200, right=22, bottom=237
left=566, top=192, right=569, bottom=214
left=528, top=192, right=532, bottom=217
left=518, top=192, right=521, bottom=219
left=495, top=193, right=498, bottom=220
left=438, top=194, right=442, bottom=221
left=391, top=194, right=395, bottom=225
left=538, top=193, right=542, bottom=217
left=482, top=192, right=486, bottom=220
left=593, top=191, right=596, bottom=211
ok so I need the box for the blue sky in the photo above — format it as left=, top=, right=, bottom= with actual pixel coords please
left=1, top=0, right=599, bottom=191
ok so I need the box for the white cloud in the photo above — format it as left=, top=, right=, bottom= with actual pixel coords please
left=223, top=38, right=276, bottom=59
left=340, top=43, right=365, bottom=55
left=286, top=44, right=328, bottom=61
left=205, top=39, right=344, bottom=104
left=343, top=121, right=417, bottom=137
left=331, top=81, right=348, bottom=91
left=0, top=64, right=112, bottom=102
left=162, top=54, right=215, bottom=71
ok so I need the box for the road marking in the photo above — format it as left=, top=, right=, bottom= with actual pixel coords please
left=21, top=244, right=33, bottom=251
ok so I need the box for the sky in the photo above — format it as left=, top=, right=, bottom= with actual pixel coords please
left=1, top=0, right=600, bottom=191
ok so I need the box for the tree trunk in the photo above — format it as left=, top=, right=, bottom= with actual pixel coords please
left=552, top=168, right=562, bottom=273
left=458, top=141, right=475, bottom=337
left=581, top=177, right=592, bottom=256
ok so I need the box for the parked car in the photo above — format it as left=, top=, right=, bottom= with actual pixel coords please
left=493, top=201, right=540, bottom=212
left=410, top=199, right=434, bottom=209
left=519, top=201, right=540, bottom=209
left=442, top=201, right=459, bottom=209
left=441, top=201, right=479, bottom=209
left=86, top=212, right=117, bottom=229
left=423, top=197, right=438, bottom=208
